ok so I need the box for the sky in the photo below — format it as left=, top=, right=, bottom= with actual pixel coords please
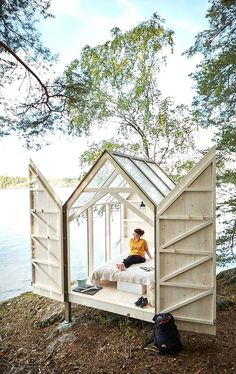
left=0, top=0, right=211, bottom=178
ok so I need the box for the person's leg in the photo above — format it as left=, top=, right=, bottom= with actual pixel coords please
left=119, top=262, right=126, bottom=271
left=122, top=255, right=134, bottom=268
left=123, top=255, right=145, bottom=268
left=116, top=256, right=133, bottom=270
left=133, top=255, right=146, bottom=265
left=116, top=262, right=126, bottom=271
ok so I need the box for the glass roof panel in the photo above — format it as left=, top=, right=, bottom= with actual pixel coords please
left=88, top=160, right=115, bottom=188
left=109, top=174, right=126, bottom=187
left=148, top=163, right=175, bottom=189
left=134, top=160, right=170, bottom=196
left=71, top=192, right=96, bottom=209
left=115, top=155, right=163, bottom=204
left=97, top=194, right=111, bottom=204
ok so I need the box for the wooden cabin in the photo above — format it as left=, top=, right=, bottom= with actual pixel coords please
left=29, top=147, right=216, bottom=335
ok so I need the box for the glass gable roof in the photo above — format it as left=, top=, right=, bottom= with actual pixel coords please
left=148, top=163, right=175, bottom=190
left=114, top=155, right=164, bottom=204
left=88, top=160, right=115, bottom=188
left=69, top=151, right=175, bottom=214
left=134, top=160, right=171, bottom=196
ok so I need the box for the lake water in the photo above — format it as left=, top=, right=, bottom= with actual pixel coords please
left=0, top=187, right=121, bottom=302
left=0, top=188, right=31, bottom=301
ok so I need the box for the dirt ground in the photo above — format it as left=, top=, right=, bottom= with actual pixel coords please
left=0, top=269, right=236, bottom=374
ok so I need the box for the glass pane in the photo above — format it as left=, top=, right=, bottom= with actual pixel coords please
left=111, top=205, right=121, bottom=257
left=135, top=160, right=170, bottom=196
left=148, top=163, right=175, bottom=189
left=88, top=160, right=115, bottom=188
left=115, top=156, right=163, bottom=204
left=109, top=174, right=126, bottom=187
left=69, top=219, right=88, bottom=282
left=93, top=208, right=106, bottom=268
left=72, top=192, right=96, bottom=209
left=96, top=194, right=111, bottom=205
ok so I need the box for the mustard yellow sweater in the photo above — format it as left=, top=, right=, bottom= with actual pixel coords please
left=129, top=238, right=148, bottom=257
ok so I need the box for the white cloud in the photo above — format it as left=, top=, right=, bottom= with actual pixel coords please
left=194, top=128, right=214, bottom=150
left=169, top=17, right=207, bottom=35
left=50, top=0, right=82, bottom=18
left=0, top=135, right=87, bottom=178
left=158, top=48, right=202, bottom=105
left=116, top=0, right=142, bottom=30
left=0, top=136, right=29, bottom=176
left=60, top=0, right=143, bottom=49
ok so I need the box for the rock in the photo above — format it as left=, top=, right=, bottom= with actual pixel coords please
left=46, top=328, right=60, bottom=341
left=46, top=319, right=77, bottom=340
left=33, top=305, right=64, bottom=328
left=45, top=341, right=57, bottom=357
left=9, top=366, right=21, bottom=374
left=57, top=332, right=76, bottom=345
left=46, top=319, right=76, bottom=341
left=217, top=267, right=236, bottom=284
left=216, top=295, right=233, bottom=311
left=57, top=320, right=75, bottom=333
left=46, top=332, right=76, bottom=357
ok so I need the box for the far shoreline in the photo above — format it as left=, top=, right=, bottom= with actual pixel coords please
left=0, top=178, right=79, bottom=189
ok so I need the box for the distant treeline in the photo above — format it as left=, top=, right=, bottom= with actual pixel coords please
left=0, top=175, right=28, bottom=188
left=0, top=175, right=80, bottom=189
left=48, top=178, right=80, bottom=187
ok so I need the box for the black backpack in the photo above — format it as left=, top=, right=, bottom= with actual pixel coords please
left=152, top=313, right=183, bottom=354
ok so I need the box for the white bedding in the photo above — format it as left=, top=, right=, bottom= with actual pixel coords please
left=90, top=253, right=155, bottom=286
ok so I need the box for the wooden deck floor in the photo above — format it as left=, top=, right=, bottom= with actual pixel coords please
left=69, top=285, right=155, bottom=323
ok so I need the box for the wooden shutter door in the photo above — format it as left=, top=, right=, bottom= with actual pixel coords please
left=155, top=147, right=216, bottom=334
left=29, top=160, right=64, bottom=302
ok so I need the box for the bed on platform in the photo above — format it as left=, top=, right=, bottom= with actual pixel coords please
left=90, top=253, right=155, bottom=306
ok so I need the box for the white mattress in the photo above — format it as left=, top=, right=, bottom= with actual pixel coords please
left=90, top=253, right=155, bottom=286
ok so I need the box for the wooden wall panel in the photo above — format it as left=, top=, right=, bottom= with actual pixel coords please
left=188, top=164, right=212, bottom=189
left=155, top=147, right=216, bottom=335
left=163, top=191, right=212, bottom=218
left=164, top=225, right=212, bottom=251
left=29, top=160, right=64, bottom=302
left=173, top=295, right=214, bottom=321
left=161, top=260, right=213, bottom=286
left=159, top=254, right=213, bottom=281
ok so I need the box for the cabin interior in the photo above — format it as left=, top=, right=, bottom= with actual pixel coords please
left=66, top=152, right=175, bottom=323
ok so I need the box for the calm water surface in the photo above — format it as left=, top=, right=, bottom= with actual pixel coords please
left=0, top=188, right=31, bottom=301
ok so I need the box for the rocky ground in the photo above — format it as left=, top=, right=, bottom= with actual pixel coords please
left=0, top=268, right=236, bottom=374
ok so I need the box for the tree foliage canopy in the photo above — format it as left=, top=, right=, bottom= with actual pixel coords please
left=65, top=13, right=196, bottom=168
left=186, top=0, right=235, bottom=133
left=0, top=0, right=86, bottom=147
left=186, top=0, right=236, bottom=264
left=0, top=0, right=53, bottom=81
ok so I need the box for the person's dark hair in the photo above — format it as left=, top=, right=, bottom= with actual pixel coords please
left=134, top=228, right=144, bottom=236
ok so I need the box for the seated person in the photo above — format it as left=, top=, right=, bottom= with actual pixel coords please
left=117, top=228, right=152, bottom=271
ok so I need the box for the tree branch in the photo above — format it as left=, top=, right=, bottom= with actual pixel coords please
left=0, top=41, right=50, bottom=105
left=121, top=113, right=150, bottom=158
